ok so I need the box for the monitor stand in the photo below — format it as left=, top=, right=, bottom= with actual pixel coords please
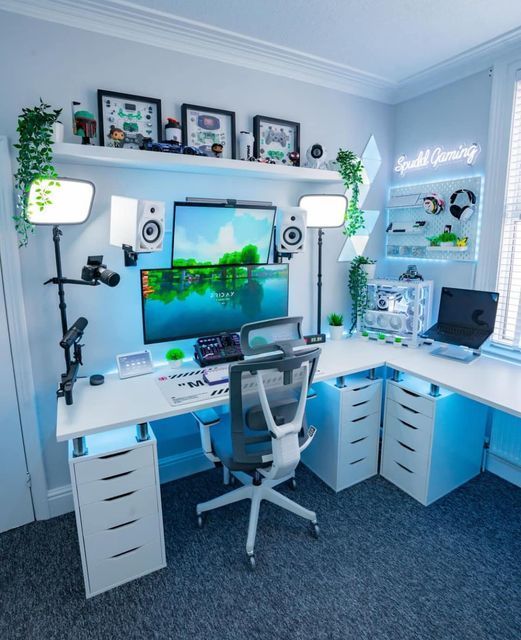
left=430, top=344, right=481, bottom=364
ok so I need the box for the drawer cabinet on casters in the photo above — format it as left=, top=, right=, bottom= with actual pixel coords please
left=381, top=376, right=487, bottom=506
left=302, top=374, right=383, bottom=492
left=69, top=426, right=166, bottom=597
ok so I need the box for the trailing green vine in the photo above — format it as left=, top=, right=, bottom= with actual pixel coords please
left=13, top=99, right=62, bottom=246
left=336, top=148, right=365, bottom=237
left=348, top=256, right=374, bottom=333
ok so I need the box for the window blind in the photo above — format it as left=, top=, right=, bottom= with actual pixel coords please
left=493, top=74, right=521, bottom=350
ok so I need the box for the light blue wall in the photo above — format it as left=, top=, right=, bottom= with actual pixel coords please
left=382, top=70, right=493, bottom=319
left=0, top=10, right=393, bottom=492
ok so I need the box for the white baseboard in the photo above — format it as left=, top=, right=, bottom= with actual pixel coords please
left=486, top=452, right=521, bottom=488
left=46, top=449, right=213, bottom=518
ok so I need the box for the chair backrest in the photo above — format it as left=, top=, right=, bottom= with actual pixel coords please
left=228, top=317, right=320, bottom=477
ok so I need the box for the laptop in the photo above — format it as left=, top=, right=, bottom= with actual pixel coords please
left=420, top=287, right=499, bottom=350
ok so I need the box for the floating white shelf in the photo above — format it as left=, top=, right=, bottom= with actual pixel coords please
left=426, top=245, right=469, bottom=252
left=53, top=143, right=342, bottom=184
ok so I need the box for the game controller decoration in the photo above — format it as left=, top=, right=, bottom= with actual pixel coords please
left=253, top=116, right=300, bottom=166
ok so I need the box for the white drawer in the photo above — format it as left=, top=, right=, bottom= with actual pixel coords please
left=84, top=514, right=161, bottom=564
left=81, top=485, right=159, bottom=535
left=343, top=392, right=380, bottom=421
left=74, top=445, right=154, bottom=485
left=384, top=413, right=432, bottom=459
left=342, top=412, right=380, bottom=445
left=339, top=454, right=378, bottom=488
left=77, top=465, right=156, bottom=506
left=387, top=383, right=434, bottom=418
left=342, top=381, right=381, bottom=408
left=381, top=453, right=426, bottom=503
left=342, top=431, right=379, bottom=464
left=385, top=399, right=433, bottom=432
left=88, top=538, right=164, bottom=596
left=383, top=434, right=429, bottom=476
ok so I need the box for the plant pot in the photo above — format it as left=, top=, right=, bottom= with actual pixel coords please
left=360, top=263, right=376, bottom=279
left=51, top=122, right=64, bottom=144
left=361, top=333, right=370, bottom=341
left=439, top=241, right=455, bottom=247
left=329, top=325, right=344, bottom=340
left=168, top=359, right=183, bottom=369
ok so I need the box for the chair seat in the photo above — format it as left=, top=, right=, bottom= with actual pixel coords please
left=210, top=415, right=272, bottom=472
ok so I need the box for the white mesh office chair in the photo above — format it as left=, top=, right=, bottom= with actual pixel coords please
left=193, top=317, right=320, bottom=568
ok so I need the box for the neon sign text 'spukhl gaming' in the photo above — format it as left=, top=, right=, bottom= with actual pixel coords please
left=394, top=143, right=481, bottom=176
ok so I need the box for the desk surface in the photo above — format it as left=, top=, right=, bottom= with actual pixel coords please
left=56, top=339, right=521, bottom=442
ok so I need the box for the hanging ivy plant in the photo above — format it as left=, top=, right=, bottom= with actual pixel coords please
left=348, top=256, right=375, bottom=334
left=336, top=148, right=365, bottom=237
left=13, top=99, right=62, bottom=246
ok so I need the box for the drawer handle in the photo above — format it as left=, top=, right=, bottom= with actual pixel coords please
left=401, top=389, right=420, bottom=398
left=398, top=418, right=417, bottom=430
left=395, top=461, right=413, bottom=473
left=98, top=450, right=131, bottom=460
left=111, top=545, right=142, bottom=559
left=350, top=457, right=366, bottom=465
left=352, top=384, right=371, bottom=392
left=352, top=400, right=369, bottom=408
left=397, top=440, right=415, bottom=452
left=108, top=519, right=137, bottom=531
left=104, top=490, right=136, bottom=502
left=351, top=436, right=368, bottom=445
left=102, top=470, right=134, bottom=481
left=399, top=403, right=419, bottom=415
left=351, top=414, right=369, bottom=423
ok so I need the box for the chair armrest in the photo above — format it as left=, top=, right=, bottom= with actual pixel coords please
left=192, top=408, right=220, bottom=426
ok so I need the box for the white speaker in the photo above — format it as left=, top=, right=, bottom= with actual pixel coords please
left=275, top=207, right=307, bottom=254
left=110, top=196, right=165, bottom=253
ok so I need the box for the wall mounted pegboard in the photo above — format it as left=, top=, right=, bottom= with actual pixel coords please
left=386, top=175, right=482, bottom=261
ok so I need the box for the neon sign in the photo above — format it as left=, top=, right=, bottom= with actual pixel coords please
left=394, top=143, right=481, bottom=176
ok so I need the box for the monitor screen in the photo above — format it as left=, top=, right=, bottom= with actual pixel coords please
left=172, top=202, right=276, bottom=267
left=141, top=263, right=289, bottom=344
left=438, top=287, right=499, bottom=334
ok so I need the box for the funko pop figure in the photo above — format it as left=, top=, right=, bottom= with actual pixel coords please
left=108, top=126, right=125, bottom=148
left=211, top=142, right=224, bottom=158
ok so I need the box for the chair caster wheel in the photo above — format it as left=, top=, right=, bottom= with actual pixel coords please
left=311, top=523, right=320, bottom=539
left=289, top=477, right=297, bottom=490
left=197, top=514, right=205, bottom=529
left=248, top=554, right=256, bottom=570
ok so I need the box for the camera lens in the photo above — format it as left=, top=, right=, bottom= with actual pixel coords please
left=98, top=268, right=120, bottom=288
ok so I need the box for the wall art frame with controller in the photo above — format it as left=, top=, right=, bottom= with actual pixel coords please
left=97, top=90, right=162, bottom=150
left=181, top=103, right=237, bottom=159
left=253, top=115, right=300, bottom=166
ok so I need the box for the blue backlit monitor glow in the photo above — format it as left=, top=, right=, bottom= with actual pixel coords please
left=141, top=263, right=289, bottom=344
left=172, top=202, right=276, bottom=267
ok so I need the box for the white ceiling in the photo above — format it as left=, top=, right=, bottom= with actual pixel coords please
left=134, top=0, right=521, bottom=82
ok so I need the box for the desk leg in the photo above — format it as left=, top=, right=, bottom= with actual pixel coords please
left=392, top=369, right=403, bottom=382
left=429, top=384, right=441, bottom=398
left=136, top=422, right=150, bottom=442
left=72, top=437, right=88, bottom=457
left=367, top=368, right=376, bottom=381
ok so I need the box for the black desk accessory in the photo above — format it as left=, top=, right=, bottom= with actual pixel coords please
left=194, top=332, right=244, bottom=367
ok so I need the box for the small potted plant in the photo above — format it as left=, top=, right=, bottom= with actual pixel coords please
left=393, top=336, right=403, bottom=348
left=427, top=232, right=457, bottom=247
left=359, top=256, right=377, bottom=279
left=377, top=332, right=387, bottom=345
left=327, top=313, right=344, bottom=340
left=165, top=347, right=185, bottom=368
left=361, top=330, right=370, bottom=341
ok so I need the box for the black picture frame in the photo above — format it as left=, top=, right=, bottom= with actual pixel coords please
left=97, top=90, right=162, bottom=149
left=181, top=103, right=237, bottom=159
left=253, top=115, right=300, bottom=166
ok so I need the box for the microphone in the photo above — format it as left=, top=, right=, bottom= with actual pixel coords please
left=60, top=317, right=88, bottom=349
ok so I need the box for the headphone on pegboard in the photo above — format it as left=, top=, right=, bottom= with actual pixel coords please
left=449, top=189, right=476, bottom=222
left=422, top=193, right=444, bottom=215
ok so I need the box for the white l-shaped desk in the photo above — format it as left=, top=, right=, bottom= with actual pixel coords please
left=57, top=338, right=521, bottom=446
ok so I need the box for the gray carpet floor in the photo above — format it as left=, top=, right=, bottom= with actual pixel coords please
left=0, top=469, right=520, bottom=640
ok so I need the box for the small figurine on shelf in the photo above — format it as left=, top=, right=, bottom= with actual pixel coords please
left=164, top=117, right=182, bottom=143
left=288, top=151, right=300, bottom=167
left=108, top=125, right=125, bottom=148
left=211, top=142, right=224, bottom=158
left=399, top=264, right=424, bottom=281
left=72, top=100, right=97, bottom=145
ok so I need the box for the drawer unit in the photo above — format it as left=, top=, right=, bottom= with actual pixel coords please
left=69, top=426, right=166, bottom=598
left=381, top=376, right=487, bottom=505
left=302, top=374, right=383, bottom=492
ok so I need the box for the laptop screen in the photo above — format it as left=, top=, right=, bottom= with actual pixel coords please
left=438, top=287, right=499, bottom=333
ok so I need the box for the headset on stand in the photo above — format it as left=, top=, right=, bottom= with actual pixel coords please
left=422, top=193, right=444, bottom=215
left=449, top=189, right=476, bottom=222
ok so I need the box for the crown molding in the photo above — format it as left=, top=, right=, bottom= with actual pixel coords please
left=0, top=0, right=397, bottom=103
left=396, top=26, right=521, bottom=102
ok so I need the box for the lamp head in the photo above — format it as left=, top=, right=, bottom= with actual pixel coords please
left=27, top=177, right=95, bottom=225
left=298, top=194, right=347, bottom=229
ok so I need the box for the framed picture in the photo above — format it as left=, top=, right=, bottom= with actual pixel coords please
left=181, top=104, right=236, bottom=159
left=253, top=115, right=300, bottom=165
left=97, top=90, right=162, bottom=150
